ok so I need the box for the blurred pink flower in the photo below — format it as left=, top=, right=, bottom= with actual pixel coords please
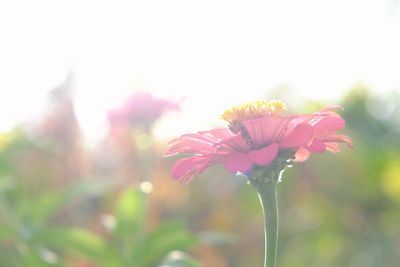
left=108, top=92, right=180, bottom=127
left=164, top=101, right=352, bottom=183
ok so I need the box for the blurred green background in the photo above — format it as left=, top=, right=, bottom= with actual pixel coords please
left=1, top=84, right=399, bottom=267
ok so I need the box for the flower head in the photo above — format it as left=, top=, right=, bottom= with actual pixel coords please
left=164, top=100, right=352, bottom=183
left=108, top=92, right=180, bottom=128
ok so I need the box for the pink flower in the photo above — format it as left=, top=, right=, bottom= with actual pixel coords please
left=108, top=92, right=180, bottom=127
left=164, top=100, right=352, bottom=183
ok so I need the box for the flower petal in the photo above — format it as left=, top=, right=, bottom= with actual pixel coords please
left=217, top=134, right=249, bottom=152
left=294, top=147, right=311, bottom=162
left=171, top=154, right=225, bottom=183
left=208, top=128, right=235, bottom=140
left=280, top=123, right=314, bottom=148
left=248, top=143, right=279, bottom=166
left=316, top=133, right=353, bottom=148
left=164, top=139, right=215, bottom=156
left=223, top=152, right=253, bottom=173
left=164, top=129, right=233, bottom=156
left=325, top=142, right=341, bottom=153
left=308, top=139, right=326, bottom=153
left=171, top=157, right=198, bottom=179
left=313, top=116, right=345, bottom=132
left=242, top=115, right=292, bottom=146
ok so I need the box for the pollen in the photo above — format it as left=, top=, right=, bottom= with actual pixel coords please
left=221, top=99, right=287, bottom=123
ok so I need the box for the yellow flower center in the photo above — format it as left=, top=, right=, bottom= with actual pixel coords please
left=221, top=99, right=287, bottom=123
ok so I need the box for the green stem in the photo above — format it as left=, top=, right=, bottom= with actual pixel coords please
left=256, top=181, right=278, bottom=267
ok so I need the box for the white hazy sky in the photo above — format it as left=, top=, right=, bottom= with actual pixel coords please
left=0, top=0, right=399, bottom=141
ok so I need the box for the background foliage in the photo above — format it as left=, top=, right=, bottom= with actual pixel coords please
left=1, top=85, right=399, bottom=267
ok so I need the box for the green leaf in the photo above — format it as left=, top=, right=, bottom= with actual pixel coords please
left=114, top=187, right=146, bottom=238
left=39, top=227, right=122, bottom=267
left=30, top=179, right=115, bottom=224
left=29, top=192, right=65, bottom=223
left=16, top=243, right=59, bottom=267
left=131, top=222, right=197, bottom=266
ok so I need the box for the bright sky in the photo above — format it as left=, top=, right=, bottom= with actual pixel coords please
left=0, top=0, right=399, bottom=141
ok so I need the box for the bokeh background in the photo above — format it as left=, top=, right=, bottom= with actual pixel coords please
left=1, top=1, right=400, bottom=266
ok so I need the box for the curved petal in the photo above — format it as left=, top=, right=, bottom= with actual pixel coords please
left=313, top=116, right=345, bottom=132
left=223, top=152, right=253, bottom=174
left=171, top=154, right=224, bottom=183
left=248, top=143, right=279, bottom=166
left=242, top=115, right=292, bottom=146
left=316, top=133, right=353, bottom=148
left=280, top=123, right=314, bottom=148
left=164, top=139, right=216, bottom=156
left=171, top=157, right=200, bottom=179
left=207, top=128, right=235, bottom=140
left=164, top=129, right=233, bottom=156
left=217, top=134, right=249, bottom=152
left=325, top=142, right=341, bottom=153
left=308, top=139, right=326, bottom=153
left=294, top=147, right=311, bottom=162
left=288, top=114, right=319, bottom=127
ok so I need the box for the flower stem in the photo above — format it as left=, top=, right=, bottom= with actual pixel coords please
left=256, top=181, right=278, bottom=267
